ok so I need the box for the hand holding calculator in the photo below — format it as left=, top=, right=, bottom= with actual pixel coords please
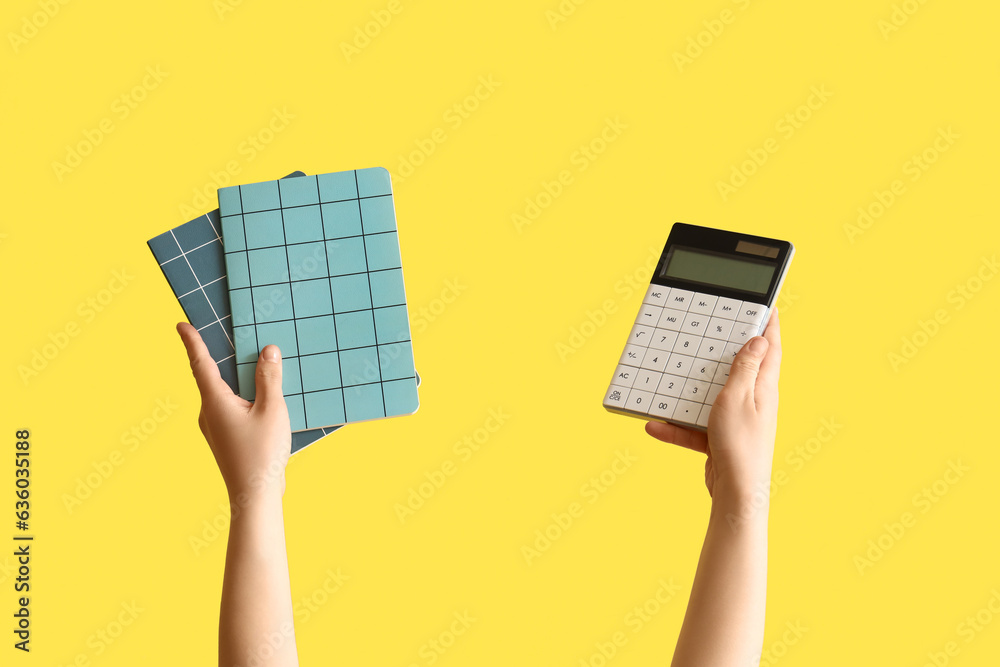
left=603, top=223, right=793, bottom=430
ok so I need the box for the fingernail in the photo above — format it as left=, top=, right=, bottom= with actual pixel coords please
left=748, top=337, right=767, bottom=355
left=263, top=345, right=280, bottom=362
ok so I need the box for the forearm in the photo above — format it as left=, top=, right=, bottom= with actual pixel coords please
left=219, top=492, right=298, bottom=667
left=671, top=486, right=769, bottom=667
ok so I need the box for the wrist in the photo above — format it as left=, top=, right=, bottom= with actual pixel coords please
left=227, top=482, right=284, bottom=512
left=711, top=455, right=774, bottom=502
left=225, top=463, right=287, bottom=503
left=710, top=476, right=774, bottom=528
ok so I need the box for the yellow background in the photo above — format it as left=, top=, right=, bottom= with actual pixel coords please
left=3, top=0, right=998, bottom=664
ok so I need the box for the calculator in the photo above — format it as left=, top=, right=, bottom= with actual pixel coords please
left=603, top=223, right=794, bottom=430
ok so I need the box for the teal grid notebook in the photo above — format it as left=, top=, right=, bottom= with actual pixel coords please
left=218, top=167, right=419, bottom=432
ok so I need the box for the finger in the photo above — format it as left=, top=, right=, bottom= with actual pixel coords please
left=725, top=335, right=769, bottom=405
left=253, top=344, right=285, bottom=410
left=645, top=420, right=709, bottom=454
left=757, top=308, right=783, bottom=397
left=177, top=322, right=232, bottom=400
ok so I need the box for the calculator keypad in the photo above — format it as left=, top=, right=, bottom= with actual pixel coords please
left=604, top=286, right=768, bottom=429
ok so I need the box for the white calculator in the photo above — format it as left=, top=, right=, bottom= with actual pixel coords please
left=603, top=223, right=794, bottom=430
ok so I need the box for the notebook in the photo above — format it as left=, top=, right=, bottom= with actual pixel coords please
left=217, top=167, right=420, bottom=432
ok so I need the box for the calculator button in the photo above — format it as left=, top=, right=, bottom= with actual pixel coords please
left=666, top=353, right=694, bottom=376
left=625, top=389, right=655, bottom=414
left=640, top=348, right=670, bottom=372
left=633, top=369, right=662, bottom=392
left=619, top=344, right=646, bottom=366
left=729, top=322, right=760, bottom=344
left=712, top=297, right=742, bottom=320
left=656, top=374, right=686, bottom=397
left=722, top=342, right=743, bottom=362
left=696, top=404, right=712, bottom=428
left=707, top=383, right=725, bottom=404
left=647, top=329, right=678, bottom=351
left=705, top=317, right=735, bottom=341
left=681, top=312, right=707, bottom=335
left=610, top=364, right=638, bottom=388
left=712, top=363, right=731, bottom=384
left=636, top=304, right=663, bottom=327
left=673, top=332, right=702, bottom=355
left=673, top=400, right=702, bottom=424
left=628, top=324, right=655, bottom=346
left=666, top=288, right=695, bottom=311
left=604, top=386, right=631, bottom=408
left=643, top=286, right=669, bottom=306
left=648, top=395, right=678, bottom=420
left=656, top=308, right=686, bottom=331
left=689, top=292, right=719, bottom=316
left=736, top=303, right=767, bottom=326
left=682, top=378, right=711, bottom=401
left=696, top=338, right=724, bottom=361
left=688, top=359, right=719, bottom=381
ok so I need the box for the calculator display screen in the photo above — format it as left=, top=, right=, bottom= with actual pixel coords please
left=662, top=247, right=775, bottom=295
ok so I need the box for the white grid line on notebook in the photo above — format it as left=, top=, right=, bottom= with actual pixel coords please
left=169, top=225, right=234, bottom=351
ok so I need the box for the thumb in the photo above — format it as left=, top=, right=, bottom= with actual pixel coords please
left=254, top=345, right=285, bottom=409
left=725, top=336, right=769, bottom=401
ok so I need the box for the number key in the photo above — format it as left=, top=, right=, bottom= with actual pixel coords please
left=648, top=395, right=677, bottom=419
left=673, top=332, right=702, bottom=353
left=656, top=373, right=686, bottom=397
left=633, top=369, right=662, bottom=391
left=666, top=353, right=694, bottom=376
left=688, top=359, right=719, bottom=381
left=625, top=389, right=655, bottom=414
left=647, top=329, right=678, bottom=351
left=682, top=378, right=711, bottom=401
left=696, top=338, right=724, bottom=361
left=640, top=348, right=669, bottom=372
